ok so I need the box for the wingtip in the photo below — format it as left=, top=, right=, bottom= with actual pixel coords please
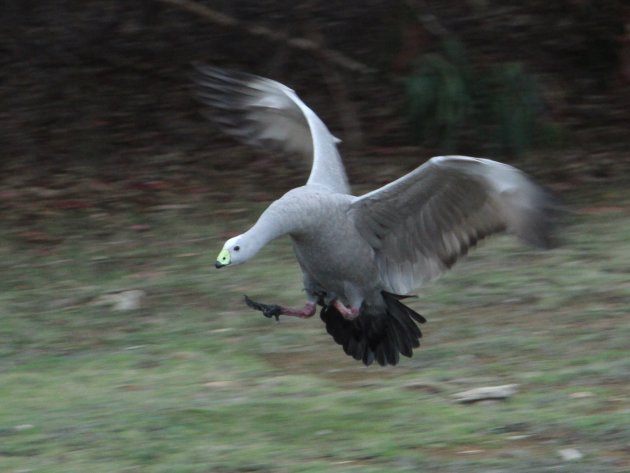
left=190, top=62, right=221, bottom=82
left=192, top=63, right=244, bottom=87
left=522, top=188, right=570, bottom=250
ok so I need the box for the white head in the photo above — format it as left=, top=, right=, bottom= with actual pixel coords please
left=215, top=200, right=296, bottom=269
left=215, top=235, right=250, bottom=268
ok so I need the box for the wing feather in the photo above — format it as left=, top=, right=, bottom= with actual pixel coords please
left=350, top=156, right=563, bottom=294
left=194, top=65, right=350, bottom=194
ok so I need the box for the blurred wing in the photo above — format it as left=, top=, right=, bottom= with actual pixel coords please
left=194, top=65, right=350, bottom=194
left=350, top=156, right=564, bottom=294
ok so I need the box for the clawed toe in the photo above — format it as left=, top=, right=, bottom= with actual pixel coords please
left=244, top=295, right=282, bottom=321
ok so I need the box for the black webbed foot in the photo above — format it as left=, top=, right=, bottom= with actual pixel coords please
left=244, top=295, right=282, bottom=321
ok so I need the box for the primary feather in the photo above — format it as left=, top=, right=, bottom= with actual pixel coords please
left=194, top=65, right=350, bottom=194
left=350, top=155, right=563, bottom=294
left=198, top=66, right=563, bottom=366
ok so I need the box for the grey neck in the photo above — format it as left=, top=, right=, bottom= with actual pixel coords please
left=241, top=201, right=299, bottom=257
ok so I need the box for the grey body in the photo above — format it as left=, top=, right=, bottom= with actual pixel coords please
left=283, top=188, right=379, bottom=308
left=196, top=66, right=563, bottom=365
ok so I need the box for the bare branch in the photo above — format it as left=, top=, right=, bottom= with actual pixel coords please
left=156, top=0, right=375, bottom=74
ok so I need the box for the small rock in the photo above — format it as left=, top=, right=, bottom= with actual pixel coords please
left=558, top=448, right=583, bottom=461
left=315, top=429, right=333, bottom=436
left=452, top=384, right=519, bottom=404
left=14, top=424, right=34, bottom=431
left=92, top=290, right=146, bottom=311
left=569, top=391, right=595, bottom=399
left=112, top=290, right=145, bottom=311
left=203, top=381, right=235, bottom=389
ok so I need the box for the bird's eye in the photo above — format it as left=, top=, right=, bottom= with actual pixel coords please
left=234, top=246, right=240, bottom=251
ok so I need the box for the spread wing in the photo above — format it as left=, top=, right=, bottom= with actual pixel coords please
left=194, top=65, right=350, bottom=194
left=350, top=156, right=564, bottom=294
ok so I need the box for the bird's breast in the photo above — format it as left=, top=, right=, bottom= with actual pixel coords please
left=291, top=222, right=380, bottom=303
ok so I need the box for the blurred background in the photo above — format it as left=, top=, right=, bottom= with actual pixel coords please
left=1, top=1, right=629, bottom=472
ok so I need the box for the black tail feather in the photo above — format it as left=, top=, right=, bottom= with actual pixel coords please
left=320, top=292, right=426, bottom=366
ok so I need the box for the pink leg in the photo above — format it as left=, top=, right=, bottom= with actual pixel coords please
left=333, top=300, right=360, bottom=320
left=244, top=296, right=315, bottom=321
left=280, top=301, right=316, bottom=319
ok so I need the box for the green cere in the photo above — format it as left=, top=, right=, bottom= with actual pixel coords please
left=217, top=248, right=231, bottom=265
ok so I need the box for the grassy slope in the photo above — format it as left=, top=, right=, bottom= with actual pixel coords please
left=1, top=184, right=629, bottom=473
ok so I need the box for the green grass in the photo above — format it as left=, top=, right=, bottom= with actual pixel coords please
left=1, top=185, right=629, bottom=473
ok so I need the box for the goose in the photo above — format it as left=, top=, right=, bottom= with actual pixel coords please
left=196, top=66, right=563, bottom=366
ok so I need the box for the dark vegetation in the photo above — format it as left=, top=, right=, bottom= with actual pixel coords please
left=2, top=0, right=629, bottom=178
